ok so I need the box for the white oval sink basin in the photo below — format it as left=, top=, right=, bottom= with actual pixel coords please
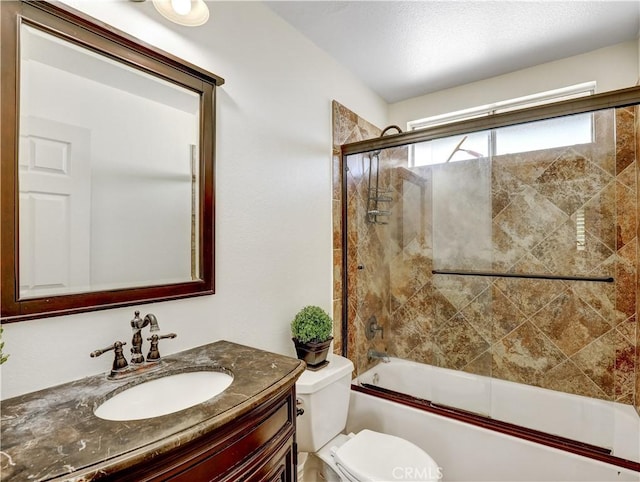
left=94, top=371, right=233, bottom=421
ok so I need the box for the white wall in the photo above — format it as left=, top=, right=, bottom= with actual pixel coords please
left=0, top=1, right=387, bottom=399
left=390, top=40, right=639, bottom=128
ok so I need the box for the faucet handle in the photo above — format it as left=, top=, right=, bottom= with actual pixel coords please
left=130, top=310, right=143, bottom=329
left=365, top=316, right=384, bottom=340
left=90, top=341, right=128, bottom=371
left=90, top=341, right=126, bottom=358
left=146, top=333, right=177, bottom=361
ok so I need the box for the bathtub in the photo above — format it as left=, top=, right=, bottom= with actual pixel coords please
left=348, top=357, right=640, bottom=482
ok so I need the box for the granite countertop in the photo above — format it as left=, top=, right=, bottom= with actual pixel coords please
left=0, top=340, right=305, bottom=481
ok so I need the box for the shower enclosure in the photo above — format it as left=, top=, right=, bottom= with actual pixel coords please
left=335, top=88, right=640, bottom=469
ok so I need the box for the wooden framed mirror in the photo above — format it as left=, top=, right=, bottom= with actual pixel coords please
left=1, top=0, right=224, bottom=322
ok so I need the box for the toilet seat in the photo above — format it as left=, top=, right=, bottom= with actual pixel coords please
left=331, top=429, right=440, bottom=481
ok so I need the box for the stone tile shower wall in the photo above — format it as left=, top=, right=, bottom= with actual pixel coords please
left=334, top=103, right=639, bottom=410
left=636, top=105, right=640, bottom=416
left=345, top=145, right=410, bottom=371
left=332, top=101, right=381, bottom=355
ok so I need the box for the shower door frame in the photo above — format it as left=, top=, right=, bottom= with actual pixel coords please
left=339, top=84, right=640, bottom=472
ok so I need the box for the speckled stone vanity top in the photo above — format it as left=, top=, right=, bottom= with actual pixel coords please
left=0, top=340, right=305, bottom=481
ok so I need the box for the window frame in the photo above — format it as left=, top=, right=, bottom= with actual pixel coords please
left=406, top=83, right=597, bottom=168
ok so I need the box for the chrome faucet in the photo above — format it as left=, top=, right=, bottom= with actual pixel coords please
left=367, top=349, right=390, bottom=363
left=91, top=310, right=176, bottom=379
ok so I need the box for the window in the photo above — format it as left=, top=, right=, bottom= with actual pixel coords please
left=408, top=82, right=595, bottom=167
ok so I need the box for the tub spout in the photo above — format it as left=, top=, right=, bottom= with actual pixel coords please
left=368, top=349, right=390, bottom=363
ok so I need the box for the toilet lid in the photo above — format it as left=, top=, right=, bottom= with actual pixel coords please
left=332, top=430, right=440, bottom=481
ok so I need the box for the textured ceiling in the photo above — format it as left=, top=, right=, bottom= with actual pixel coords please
left=265, top=1, right=640, bottom=103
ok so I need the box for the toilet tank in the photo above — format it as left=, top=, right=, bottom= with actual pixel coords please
left=295, top=354, right=354, bottom=453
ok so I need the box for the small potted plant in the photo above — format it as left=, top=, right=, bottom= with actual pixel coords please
left=291, top=305, right=333, bottom=370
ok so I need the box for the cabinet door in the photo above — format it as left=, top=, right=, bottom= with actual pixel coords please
left=272, top=444, right=295, bottom=482
left=246, top=434, right=295, bottom=482
left=266, top=463, right=286, bottom=482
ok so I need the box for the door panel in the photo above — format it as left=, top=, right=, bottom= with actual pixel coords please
left=18, top=116, right=91, bottom=298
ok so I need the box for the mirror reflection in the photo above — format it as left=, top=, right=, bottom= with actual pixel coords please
left=18, top=24, right=201, bottom=299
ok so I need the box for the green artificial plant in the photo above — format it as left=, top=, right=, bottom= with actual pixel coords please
left=291, top=305, right=333, bottom=344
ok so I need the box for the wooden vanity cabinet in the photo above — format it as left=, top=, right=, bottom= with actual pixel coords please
left=113, top=385, right=298, bottom=482
left=0, top=342, right=305, bottom=482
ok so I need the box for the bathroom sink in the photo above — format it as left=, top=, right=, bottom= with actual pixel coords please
left=94, top=371, right=233, bottom=421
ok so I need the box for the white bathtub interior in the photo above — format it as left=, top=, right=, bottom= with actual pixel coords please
left=346, top=388, right=640, bottom=482
left=356, top=357, right=640, bottom=464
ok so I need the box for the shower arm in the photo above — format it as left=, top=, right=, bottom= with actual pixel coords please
left=380, top=125, right=403, bottom=137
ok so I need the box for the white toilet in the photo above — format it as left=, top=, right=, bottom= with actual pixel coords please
left=296, top=354, right=441, bottom=482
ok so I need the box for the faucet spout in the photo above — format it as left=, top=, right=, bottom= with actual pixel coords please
left=130, top=311, right=160, bottom=331
left=144, top=313, right=160, bottom=332
left=367, top=349, right=390, bottom=363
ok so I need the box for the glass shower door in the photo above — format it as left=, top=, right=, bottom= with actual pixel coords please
left=429, top=135, right=493, bottom=416
left=345, top=105, right=635, bottom=460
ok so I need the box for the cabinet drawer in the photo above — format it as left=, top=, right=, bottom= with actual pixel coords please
left=123, top=386, right=296, bottom=482
left=170, top=399, right=292, bottom=481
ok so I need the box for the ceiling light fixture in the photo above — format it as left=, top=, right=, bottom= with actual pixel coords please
left=152, top=0, right=210, bottom=27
